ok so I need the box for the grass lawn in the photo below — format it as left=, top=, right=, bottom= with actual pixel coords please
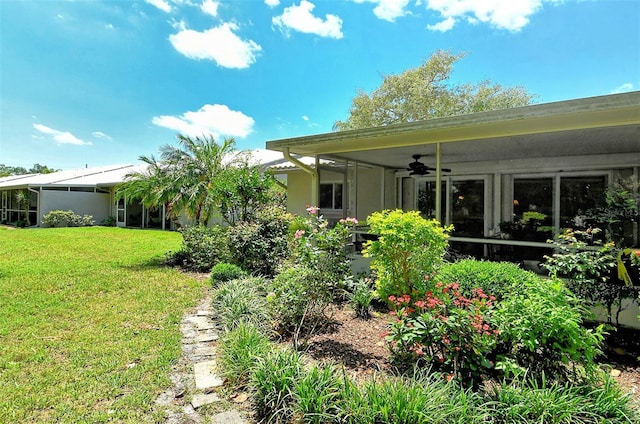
left=0, top=227, right=206, bottom=422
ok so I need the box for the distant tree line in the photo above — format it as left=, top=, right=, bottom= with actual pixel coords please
left=0, top=163, right=59, bottom=177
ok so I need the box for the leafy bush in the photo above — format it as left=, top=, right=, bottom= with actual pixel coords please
left=438, top=259, right=541, bottom=301
left=43, top=210, right=94, bottom=227
left=226, top=205, right=292, bottom=277
left=211, top=277, right=270, bottom=332
left=348, top=277, right=375, bottom=319
left=177, top=224, right=229, bottom=272
left=384, top=282, right=499, bottom=387
left=493, top=277, right=605, bottom=382
left=267, top=266, right=331, bottom=339
left=100, top=216, right=116, bottom=226
left=251, top=348, right=303, bottom=423
left=293, top=365, right=344, bottom=423
left=544, top=228, right=638, bottom=326
left=209, top=263, right=246, bottom=287
left=288, top=207, right=354, bottom=300
left=363, top=209, right=451, bottom=302
left=218, top=322, right=272, bottom=387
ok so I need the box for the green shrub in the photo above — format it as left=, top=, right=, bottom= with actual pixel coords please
left=210, top=263, right=246, bottom=287
left=288, top=208, right=354, bottom=301
left=218, top=322, right=272, bottom=387
left=438, top=259, right=541, bottom=301
left=348, top=277, right=374, bottom=319
left=544, top=228, right=639, bottom=326
left=211, top=277, right=270, bottom=332
left=494, top=277, right=605, bottom=382
left=363, top=209, right=451, bottom=302
left=178, top=224, right=229, bottom=272
left=293, top=365, right=344, bottom=424
left=251, top=348, right=303, bottom=423
left=100, top=216, right=116, bottom=226
left=267, top=266, right=331, bottom=338
left=226, top=205, right=292, bottom=278
left=43, top=210, right=94, bottom=227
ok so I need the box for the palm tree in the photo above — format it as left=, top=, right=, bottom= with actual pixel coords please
left=116, top=135, right=237, bottom=226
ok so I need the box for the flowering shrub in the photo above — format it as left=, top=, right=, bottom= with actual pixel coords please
left=384, top=280, right=498, bottom=387
left=544, top=228, right=638, bottom=326
left=288, top=207, right=355, bottom=298
left=363, top=209, right=451, bottom=303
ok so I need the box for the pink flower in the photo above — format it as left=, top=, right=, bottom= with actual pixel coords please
left=294, top=229, right=305, bottom=239
left=306, top=206, right=319, bottom=215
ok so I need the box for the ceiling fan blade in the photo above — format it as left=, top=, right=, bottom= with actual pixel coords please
left=422, top=166, right=452, bottom=173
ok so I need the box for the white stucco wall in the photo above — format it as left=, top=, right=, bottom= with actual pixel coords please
left=40, top=190, right=111, bottom=225
left=286, top=171, right=313, bottom=217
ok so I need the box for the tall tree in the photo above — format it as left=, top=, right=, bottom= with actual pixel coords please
left=333, top=50, right=536, bottom=130
left=116, top=135, right=236, bottom=226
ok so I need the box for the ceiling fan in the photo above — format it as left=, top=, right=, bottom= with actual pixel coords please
left=407, top=154, right=451, bottom=176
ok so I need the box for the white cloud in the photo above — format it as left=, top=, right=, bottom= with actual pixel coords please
left=424, top=0, right=558, bottom=32
left=265, top=0, right=280, bottom=6
left=302, top=115, right=310, bottom=121
left=33, top=124, right=91, bottom=146
left=200, top=0, right=219, bottom=17
left=92, top=131, right=112, bottom=140
left=273, top=1, right=343, bottom=39
left=427, top=16, right=455, bottom=31
left=105, top=23, right=115, bottom=30
left=169, top=23, right=262, bottom=68
left=152, top=104, right=255, bottom=139
left=146, top=0, right=172, bottom=13
left=353, top=0, right=410, bottom=22
left=611, top=83, right=634, bottom=94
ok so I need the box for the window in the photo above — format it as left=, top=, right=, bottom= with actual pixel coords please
left=319, top=183, right=343, bottom=209
left=560, top=175, right=606, bottom=229
left=450, top=180, right=485, bottom=238
left=417, top=180, right=446, bottom=220
left=511, top=177, right=553, bottom=241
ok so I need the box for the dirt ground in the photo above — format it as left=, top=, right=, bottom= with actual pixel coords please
left=303, top=304, right=640, bottom=402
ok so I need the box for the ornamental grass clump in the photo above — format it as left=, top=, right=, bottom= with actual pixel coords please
left=251, top=348, right=304, bottom=424
left=218, top=322, right=272, bottom=387
left=211, top=276, right=270, bottom=332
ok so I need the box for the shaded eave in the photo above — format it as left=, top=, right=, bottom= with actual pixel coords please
left=266, top=92, right=640, bottom=166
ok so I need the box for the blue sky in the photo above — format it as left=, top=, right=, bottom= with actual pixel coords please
left=1, top=0, right=638, bottom=170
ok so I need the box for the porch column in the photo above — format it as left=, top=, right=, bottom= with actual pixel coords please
left=435, top=142, right=442, bottom=222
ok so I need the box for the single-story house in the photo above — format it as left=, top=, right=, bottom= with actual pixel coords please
left=0, top=164, right=171, bottom=229
left=0, top=149, right=286, bottom=229
left=266, top=92, right=640, bottom=264
left=266, top=91, right=640, bottom=327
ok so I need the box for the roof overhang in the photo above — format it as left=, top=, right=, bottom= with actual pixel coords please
left=266, top=92, right=640, bottom=170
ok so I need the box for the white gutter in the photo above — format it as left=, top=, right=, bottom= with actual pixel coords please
left=282, top=147, right=319, bottom=207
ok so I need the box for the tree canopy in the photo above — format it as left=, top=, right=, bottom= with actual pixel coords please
left=0, top=163, right=59, bottom=177
left=333, top=50, right=536, bottom=131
